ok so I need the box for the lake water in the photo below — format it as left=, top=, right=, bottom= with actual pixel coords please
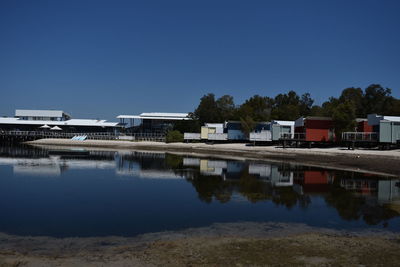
left=0, top=145, right=399, bottom=238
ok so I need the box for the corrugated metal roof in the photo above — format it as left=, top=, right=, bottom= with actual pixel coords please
left=305, top=116, right=332, bottom=120
left=15, top=109, right=68, bottom=118
left=0, top=118, right=119, bottom=127
left=117, top=112, right=190, bottom=120
left=140, top=112, right=189, bottom=118
left=382, top=116, right=400, bottom=122
left=272, top=120, right=295, bottom=126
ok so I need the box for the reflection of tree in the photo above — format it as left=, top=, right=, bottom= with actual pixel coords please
left=272, top=187, right=310, bottom=209
left=237, top=171, right=272, bottom=203
left=190, top=174, right=233, bottom=203
left=165, top=154, right=184, bottom=169
left=324, top=178, right=399, bottom=225
left=182, top=163, right=308, bottom=209
left=324, top=185, right=364, bottom=221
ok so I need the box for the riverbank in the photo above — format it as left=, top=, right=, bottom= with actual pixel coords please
left=26, top=139, right=400, bottom=176
left=1, top=222, right=399, bottom=266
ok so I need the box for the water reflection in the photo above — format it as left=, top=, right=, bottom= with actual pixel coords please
left=0, top=145, right=399, bottom=236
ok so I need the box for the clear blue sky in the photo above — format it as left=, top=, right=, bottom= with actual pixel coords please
left=1, top=0, right=399, bottom=121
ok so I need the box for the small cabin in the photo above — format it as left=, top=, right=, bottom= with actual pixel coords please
left=225, top=121, right=246, bottom=141
left=188, top=121, right=247, bottom=142
left=250, top=120, right=294, bottom=142
left=368, top=114, right=400, bottom=144
left=294, top=116, right=335, bottom=142
left=200, top=123, right=225, bottom=140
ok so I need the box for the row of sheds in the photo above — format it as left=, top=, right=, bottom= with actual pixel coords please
left=184, top=114, right=400, bottom=144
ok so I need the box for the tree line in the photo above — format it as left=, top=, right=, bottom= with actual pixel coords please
left=174, top=84, right=400, bottom=135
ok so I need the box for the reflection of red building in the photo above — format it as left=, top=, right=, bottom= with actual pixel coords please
left=294, top=170, right=333, bottom=193
left=340, top=179, right=378, bottom=196
left=294, top=117, right=335, bottom=142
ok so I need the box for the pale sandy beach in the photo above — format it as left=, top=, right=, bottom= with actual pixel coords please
left=27, top=139, right=400, bottom=176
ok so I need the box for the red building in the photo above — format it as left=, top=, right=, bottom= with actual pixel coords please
left=294, top=117, right=335, bottom=142
left=356, top=119, right=373, bottom=133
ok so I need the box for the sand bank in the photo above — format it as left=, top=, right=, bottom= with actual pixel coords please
left=26, top=139, right=400, bottom=176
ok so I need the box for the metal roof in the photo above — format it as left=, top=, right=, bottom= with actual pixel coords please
left=272, top=120, right=295, bottom=126
left=0, top=117, right=119, bottom=127
left=368, top=114, right=400, bottom=125
left=140, top=112, right=189, bottom=118
left=117, top=112, right=191, bottom=120
left=15, top=109, right=70, bottom=118
left=382, top=116, right=400, bottom=122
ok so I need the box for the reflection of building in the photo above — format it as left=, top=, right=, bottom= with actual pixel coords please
left=338, top=177, right=400, bottom=215
left=0, top=157, right=115, bottom=176
left=248, top=163, right=293, bottom=187
left=378, top=180, right=400, bottom=203
left=199, top=159, right=227, bottom=176
left=115, top=152, right=184, bottom=179
left=294, top=170, right=335, bottom=193
left=183, top=158, right=246, bottom=180
left=340, top=179, right=378, bottom=195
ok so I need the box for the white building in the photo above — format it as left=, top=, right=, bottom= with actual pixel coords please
left=0, top=109, right=120, bottom=132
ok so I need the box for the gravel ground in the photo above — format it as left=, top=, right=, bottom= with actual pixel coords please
left=1, top=222, right=400, bottom=266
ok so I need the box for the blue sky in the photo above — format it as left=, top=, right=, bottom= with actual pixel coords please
left=0, top=0, right=399, bottom=121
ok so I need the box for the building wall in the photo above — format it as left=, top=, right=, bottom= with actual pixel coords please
left=227, top=129, right=246, bottom=140
left=305, top=119, right=333, bottom=129
left=200, top=127, right=216, bottom=139
left=379, top=121, right=392, bottom=143
left=295, top=126, right=305, bottom=134
left=305, top=128, right=332, bottom=142
left=357, top=121, right=373, bottom=132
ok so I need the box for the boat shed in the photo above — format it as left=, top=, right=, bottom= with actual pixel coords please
left=193, top=121, right=247, bottom=142
left=368, top=114, right=400, bottom=144
left=225, top=121, right=246, bottom=141
left=201, top=123, right=225, bottom=140
left=250, top=120, right=294, bottom=142
left=117, top=112, right=191, bottom=133
left=294, top=116, right=335, bottom=142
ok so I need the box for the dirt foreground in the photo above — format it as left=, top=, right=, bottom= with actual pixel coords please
left=27, top=139, right=400, bottom=176
left=0, top=222, right=399, bottom=267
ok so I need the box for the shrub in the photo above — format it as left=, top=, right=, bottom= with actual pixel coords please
left=166, top=130, right=183, bottom=143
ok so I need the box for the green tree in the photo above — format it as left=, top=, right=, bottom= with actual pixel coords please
left=173, top=112, right=201, bottom=133
left=299, top=93, right=314, bottom=116
left=194, top=93, right=220, bottom=125
left=237, top=95, right=273, bottom=122
left=332, top=101, right=357, bottom=140
left=165, top=130, right=184, bottom=143
left=216, top=95, right=236, bottom=121
left=363, top=84, right=393, bottom=115
left=271, top=91, right=303, bottom=120
left=320, top=97, right=341, bottom=117
left=240, top=116, right=256, bottom=137
left=338, top=87, right=364, bottom=117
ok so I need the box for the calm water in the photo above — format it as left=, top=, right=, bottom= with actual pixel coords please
left=0, top=145, right=399, bottom=238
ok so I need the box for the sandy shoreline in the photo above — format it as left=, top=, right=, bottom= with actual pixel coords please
left=1, top=222, right=399, bottom=266
left=26, top=139, right=400, bottom=176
